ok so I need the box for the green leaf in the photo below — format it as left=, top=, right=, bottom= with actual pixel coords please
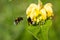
left=27, top=20, right=52, bottom=40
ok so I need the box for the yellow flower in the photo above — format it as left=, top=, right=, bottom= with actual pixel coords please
left=26, top=1, right=54, bottom=24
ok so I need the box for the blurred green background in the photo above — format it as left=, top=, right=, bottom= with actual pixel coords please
left=0, top=0, right=60, bottom=40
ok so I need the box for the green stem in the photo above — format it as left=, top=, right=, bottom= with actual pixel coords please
left=38, top=0, right=41, bottom=3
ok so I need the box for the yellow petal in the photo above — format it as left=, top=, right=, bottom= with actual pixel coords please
left=26, top=3, right=40, bottom=20
left=44, top=3, right=54, bottom=17
left=39, top=8, right=47, bottom=21
left=26, top=3, right=37, bottom=15
left=38, top=1, right=43, bottom=10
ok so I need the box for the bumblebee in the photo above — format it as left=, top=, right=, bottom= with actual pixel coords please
left=27, top=17, right=36, bottom=25
left=14, top=17, right=23, bottom=25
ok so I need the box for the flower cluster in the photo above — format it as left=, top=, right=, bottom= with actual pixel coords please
left=26, top=1, right=54, bottom=25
